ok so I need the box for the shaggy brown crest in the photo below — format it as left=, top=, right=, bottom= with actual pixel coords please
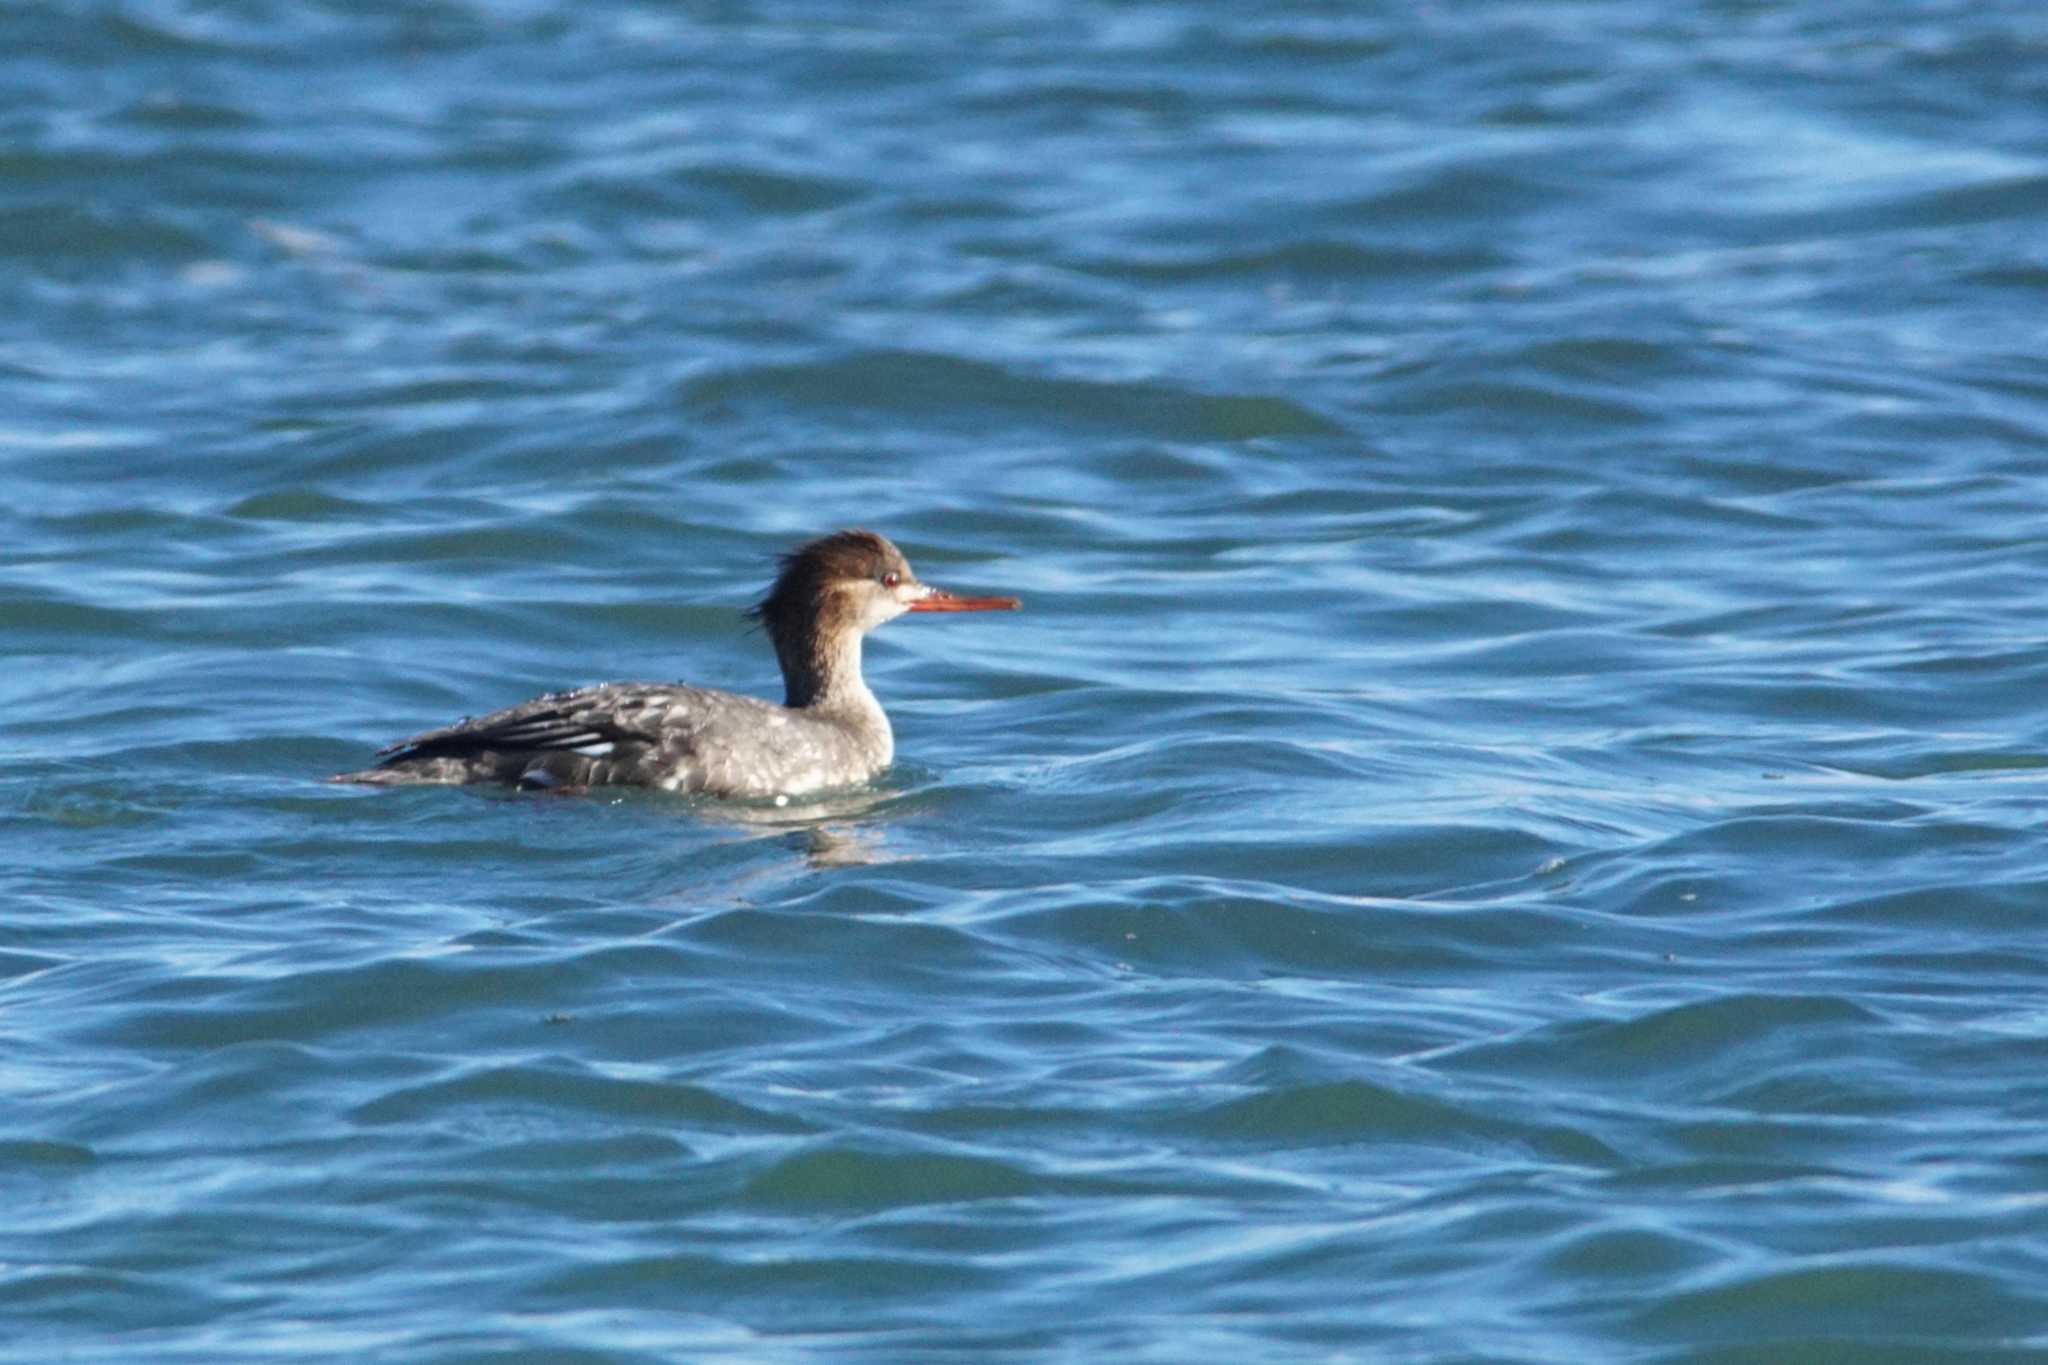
left=745, top=529, right=914, bottom=707
left=748, top=528, right=908, bottom=636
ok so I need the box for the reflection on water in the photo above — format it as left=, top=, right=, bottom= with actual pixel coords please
left=464, top=778, right=906, bottom=870
left=713, top=786, right=905, bottom=869
left=797, top=822, right=894, bottom=868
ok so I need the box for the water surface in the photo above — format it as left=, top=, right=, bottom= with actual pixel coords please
left=5, top=2, right=2048, bottom=1359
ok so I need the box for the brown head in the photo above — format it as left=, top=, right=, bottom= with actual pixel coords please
left=748, top=529, right=1020, bottom=707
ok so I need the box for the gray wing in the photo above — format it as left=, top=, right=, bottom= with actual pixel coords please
left=376, top=684, right=676, bottom=766
left=343, top=681, right=797, bottom=793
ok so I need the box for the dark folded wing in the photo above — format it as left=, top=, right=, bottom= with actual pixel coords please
left=376, top=687, right=663, bottom=763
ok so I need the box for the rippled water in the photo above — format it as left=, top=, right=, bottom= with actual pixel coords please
left=7, top=1, right=2048, bottom=1359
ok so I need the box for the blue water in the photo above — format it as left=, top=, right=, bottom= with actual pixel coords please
left=7, top=2, right=2048, bottom=1359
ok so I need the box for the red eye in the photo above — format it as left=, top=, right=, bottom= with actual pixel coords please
left=881, top=571, right=901, bottom=588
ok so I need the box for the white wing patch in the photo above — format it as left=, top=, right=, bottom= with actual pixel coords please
left=571, top=742, right=616, bottom=757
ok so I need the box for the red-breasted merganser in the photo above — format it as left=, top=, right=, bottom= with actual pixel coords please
left=330, top=529, right=1019, bottom=798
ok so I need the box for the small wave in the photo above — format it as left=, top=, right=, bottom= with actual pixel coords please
left=743, top=1145, right=1042, bottom=1209
left=680, top=349, right=1346, bottom=440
